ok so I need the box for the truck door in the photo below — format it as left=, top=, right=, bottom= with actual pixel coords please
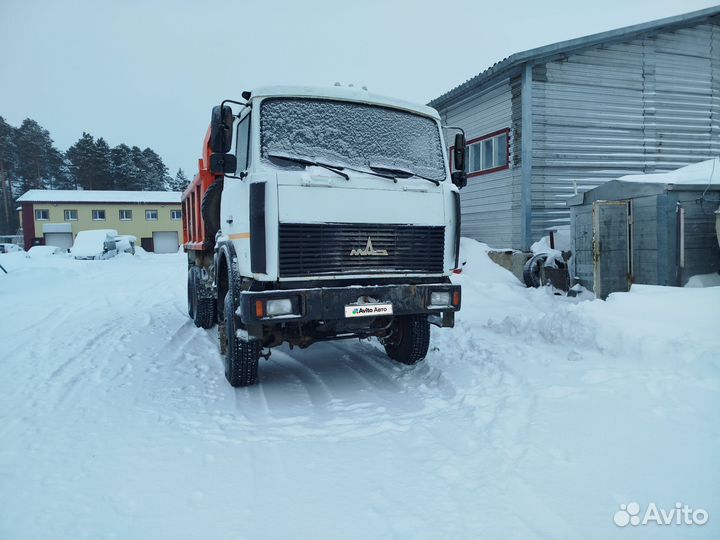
left=592, top=200, right=631, bottom=299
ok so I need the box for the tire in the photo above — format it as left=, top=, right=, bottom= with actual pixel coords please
left=223, top=292, right=260, bottom=387
left=190, top=266, right=215, bottom=329
left=383, top=315, right=431, bottom=366
left=523, top=253, right=567, bottom=288
left=201, top=180, right=223, bottom=248
left=523, top=253, right=548, bottom=288
left=187, top=267, right=195, bottom=319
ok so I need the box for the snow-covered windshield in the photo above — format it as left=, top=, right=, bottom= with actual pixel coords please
left=260, top=98, right=446, bottom=181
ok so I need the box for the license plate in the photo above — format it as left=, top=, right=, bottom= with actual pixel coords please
left=344, top=303, right=393, bottom=318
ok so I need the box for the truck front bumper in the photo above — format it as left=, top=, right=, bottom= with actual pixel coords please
left=237, top=283, right=461, bottom=329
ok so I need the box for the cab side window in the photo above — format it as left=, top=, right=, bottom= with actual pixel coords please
left=235, top=114, right=251, bottom=171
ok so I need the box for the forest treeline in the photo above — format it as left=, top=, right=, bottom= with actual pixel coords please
left=0, top=116, right=189, bottom=234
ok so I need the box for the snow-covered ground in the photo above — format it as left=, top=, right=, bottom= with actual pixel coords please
left=1, top=241, right=718, bottom=539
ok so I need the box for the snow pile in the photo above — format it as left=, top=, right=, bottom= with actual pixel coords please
left=618, top=157, right=720, bottom=185
left=0, top=239, right=718, bottom=538
left=0, top=242, right=23, bottom=253
left=26, top=245, right=67, bottom=258
left=685, top=272, right=720, bottom=288
left=70, top=229, right=118, bottom=258
left=457, top=237, right=522, bottom=286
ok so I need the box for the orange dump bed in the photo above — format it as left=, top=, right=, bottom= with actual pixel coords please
left=182, top=127, right=219, bottom=252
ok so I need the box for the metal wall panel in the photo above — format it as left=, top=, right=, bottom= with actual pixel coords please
left=674, top=190, right=720, bottom=285
left=629, top=196, right=660, bottom=284
left=439, top=78, right=520, bottom=247
left=570, top=205, right=594, bottom=290
left=532, top=22, right=720, bottom=244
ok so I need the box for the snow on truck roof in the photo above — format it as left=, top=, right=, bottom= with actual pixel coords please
left=18, top=190, right=181, bottom=204
left=249, top=85, right=441, bottom=120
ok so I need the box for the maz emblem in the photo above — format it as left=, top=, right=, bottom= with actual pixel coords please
left=350, top=237, right=388, bottom=256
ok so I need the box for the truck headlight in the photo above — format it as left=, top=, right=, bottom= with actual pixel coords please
left=429, top=291, right=451, bottom=307
left=266, top=298, right=294, bottom=316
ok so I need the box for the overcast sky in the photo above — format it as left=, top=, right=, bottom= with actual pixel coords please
left=1, top=0, right=717, bottom=180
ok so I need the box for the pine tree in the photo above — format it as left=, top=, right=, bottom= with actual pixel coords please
left=140, top=147, right=168, bottom=191
left=130, top=145, right=147, bottom=189
left=94, top=137, right=113, bottom=189
left=0, top=116, right=18, bottom=234
left=111, top=144, right=141, bottom=190
left=14, top=118, right=54, bottom=192
left=166, top=168, right=190, bottom=192
left=66, top=132, right=98, bottom=190
left=47, top=147, right=75, bottom=190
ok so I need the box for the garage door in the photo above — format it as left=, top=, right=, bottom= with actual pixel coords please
left=44, top=232, right=73, bottom=251
left=152, top=231, right=179, bottom=254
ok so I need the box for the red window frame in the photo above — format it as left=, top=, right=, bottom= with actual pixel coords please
left=449, top=128, right=510, bottom=178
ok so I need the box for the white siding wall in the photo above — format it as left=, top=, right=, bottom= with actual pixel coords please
left=440, top=78, right=520, bottom=248
left=532, top=21, right=720, bottom=241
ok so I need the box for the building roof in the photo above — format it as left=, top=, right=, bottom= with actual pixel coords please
left=250, top=85, right=441, bottom=120
left=429, top=6, right=720, bottom=109
left=17, top=189, right=181, bottom=204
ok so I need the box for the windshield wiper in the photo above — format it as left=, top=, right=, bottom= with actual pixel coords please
left=338, top=164, right=398, bottom=182
left=267, top=152, right=350, bottom=180
left=369, top=164, right=441, bottom=186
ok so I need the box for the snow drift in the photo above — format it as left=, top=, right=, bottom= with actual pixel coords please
left=0, top=240, right=718, bottom=539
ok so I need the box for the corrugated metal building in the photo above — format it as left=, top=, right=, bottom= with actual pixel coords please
left=429, top=6, right=720, bottom=250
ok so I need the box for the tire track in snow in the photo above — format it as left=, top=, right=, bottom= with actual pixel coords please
left=4, top=258, right=187, bottom=419
left=168, top=334, right=532, bottom=447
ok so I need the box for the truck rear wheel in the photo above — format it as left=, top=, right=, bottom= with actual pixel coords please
left=383, top=315, right=431, bottom=365
left=223, top=292, right=260, bottom=387
left=189, top=266, right=215, bottom=329
left=187, top=268, right=195, bottom=319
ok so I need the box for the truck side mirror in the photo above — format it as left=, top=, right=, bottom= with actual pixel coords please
left=452, top=133, right=467, bottom=189
left=453, top=133, right=466, bottom=172
left=452, top=171, right=467, bottom=189
left=210, top=105, right=234, bottom=154
left=209, top=153, right=237, bottom=175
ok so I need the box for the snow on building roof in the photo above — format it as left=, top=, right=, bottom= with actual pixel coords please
left=250, top=85, right=441, bottom=120
left=17, top=190, right=181, bottom=204
left=618, top=158, right=720, bottom=185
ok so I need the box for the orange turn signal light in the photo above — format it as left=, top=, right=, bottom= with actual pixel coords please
left=255, top=300, right=265, bottom=318
left=452, top=291, right=460, bottom=306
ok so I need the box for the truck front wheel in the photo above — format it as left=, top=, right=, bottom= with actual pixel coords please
left=383, top=315, right=431, bottom=365
left=222, top=292, right=261, bottom=387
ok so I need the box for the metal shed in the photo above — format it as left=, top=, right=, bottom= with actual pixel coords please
left=567, top=160, right=720, bottom=298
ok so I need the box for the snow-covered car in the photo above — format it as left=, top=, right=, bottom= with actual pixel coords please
left=26, top=245, right=67, bottom=258
left=0, top=243, right=23, bottom=254
left=71, top=229, right=119, bottom=260
left=113, top=234, right=137, bottom=255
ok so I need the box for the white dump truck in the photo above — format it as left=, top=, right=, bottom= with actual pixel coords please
left=183, top=86, right=467, bottom=387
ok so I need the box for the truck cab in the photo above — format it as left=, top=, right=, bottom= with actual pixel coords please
left=183, top=85, right=467, bottom=387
